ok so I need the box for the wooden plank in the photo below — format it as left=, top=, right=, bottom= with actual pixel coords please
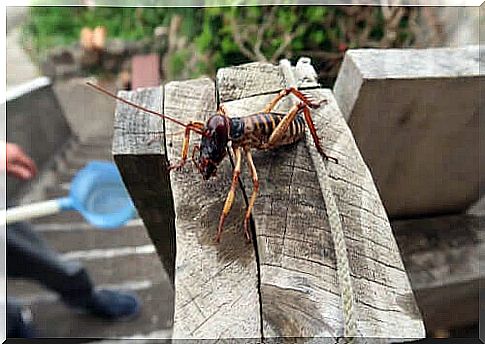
left=163, top=78, right=261, bottom=339
left=333, top=46, right=484, bottom=218
left=112, top=86, right=176, bottom=286
left=217, top=62, right=425, bottom=339
left=217, top=59, right=320, bottom=103
left=393, top=215, right=483, bottom=332
left=113, top=61, right=425, bottom=340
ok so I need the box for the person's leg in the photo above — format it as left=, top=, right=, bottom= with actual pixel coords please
left=7, top=221, right=140, bottom=319
left=7, top=221, right=94, bottom=300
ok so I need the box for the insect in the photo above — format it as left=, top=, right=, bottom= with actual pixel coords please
left=87, top=83, right=338, bottom=243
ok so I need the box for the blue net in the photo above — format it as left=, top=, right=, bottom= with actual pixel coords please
left=69, top=161, right=136, bottom=229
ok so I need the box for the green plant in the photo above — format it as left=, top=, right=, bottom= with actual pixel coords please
left=23, top=6, right=432, bottom=84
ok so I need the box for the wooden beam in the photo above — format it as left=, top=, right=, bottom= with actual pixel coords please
left=393, top=215, right=483, bottom=333
left=113, top=61, right=425, bottom=340
left=163, top=78, right=262, bottom=339
left=112, top=87, right=176, bottom=284
left=333, top=46, right=483, bottom=218
left=217, top=61, right=424, bottom=339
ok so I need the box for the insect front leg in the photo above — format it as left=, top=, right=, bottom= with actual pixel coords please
left=191, top=144, right=201, bottom=171
left=169, top=121, right=205, bottom=171
left=243, top=148, right=259, bottom=242
left=215, top=147, right=242, bottom=243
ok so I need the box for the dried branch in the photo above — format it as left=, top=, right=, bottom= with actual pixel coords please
left=228, top=15, right=259, bottom=61
left=269, top=23, right=309, bottom=63
left=254, top=6, right=277, bottom=61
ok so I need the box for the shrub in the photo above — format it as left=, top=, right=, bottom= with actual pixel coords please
left=23, top=6, right=430, bottom=85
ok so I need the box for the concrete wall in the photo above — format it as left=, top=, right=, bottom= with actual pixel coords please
left=6, top=77, right=73, bottom=201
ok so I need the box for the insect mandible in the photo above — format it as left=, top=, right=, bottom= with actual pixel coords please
left=87, top=82, right=338, bottom=243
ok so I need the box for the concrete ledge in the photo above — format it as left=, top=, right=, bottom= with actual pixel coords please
left=7, top=77, right=73, bottom=201
left=333, top=46, right=484, bottom=218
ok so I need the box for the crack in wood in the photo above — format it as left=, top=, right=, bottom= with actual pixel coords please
left=114, top=61, right=425, bottom=340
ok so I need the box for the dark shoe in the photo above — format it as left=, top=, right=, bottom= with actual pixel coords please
left=64, top=289, right=141, bottom=320
left=17, top=308, right=36, bottom=338
left=7, top=304, right=36, bottom=338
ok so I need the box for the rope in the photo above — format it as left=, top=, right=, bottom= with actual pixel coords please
left=279, top=59, right=357, bottom=343
left=306, top=140, right=357, bottom=342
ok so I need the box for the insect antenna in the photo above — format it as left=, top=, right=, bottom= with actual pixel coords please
left=86, top=82, right=206, bottom=136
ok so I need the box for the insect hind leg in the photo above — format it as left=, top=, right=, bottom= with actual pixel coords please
left=264, top=102, right=305, bottom=149
left=302, top=106, right=338, bottom=164
left=263, top=87, right=327, bottom=113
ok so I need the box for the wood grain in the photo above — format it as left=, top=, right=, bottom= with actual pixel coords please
left=163, top=78, right=261, bottom=339
left=114, top=61, right=425, bottom=340
left=333, top=46, right=484, bottom=217
left=112, top=86, right=176, bottom=328
left=217, top=63, right=425, bottom=340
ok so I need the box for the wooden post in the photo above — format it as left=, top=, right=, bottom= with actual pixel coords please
left=113, top=60, right=425, bottom=340
left=333, top=46, right=483, bottom=218
left=164, top=78, right=261, bottom=339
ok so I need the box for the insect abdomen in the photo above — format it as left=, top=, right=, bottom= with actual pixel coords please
left=237, top=112, right=305, bottom=148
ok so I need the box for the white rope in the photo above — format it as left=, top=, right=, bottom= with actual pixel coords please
left=306, top=139, right=357, bottom=342
left=279, top=58, right=357, bottom=342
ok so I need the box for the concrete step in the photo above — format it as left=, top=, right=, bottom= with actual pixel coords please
left=56, top=154, right=114, bottom=177
left=7, top=98, right=174, bottom=340
left=77, top=136, right=114, bottom=146
left=64, top=147, right=113, bottom=163
left=35, top=221, right=148, bottom=253
left=68, top=140, right=113, bottom=156
left=59, top=154, right=114, bottom=173
left=8, top=251, right=169, bottom=301
left=28, top=282, right=173, bottom=339
left=31, top=211, right=87, bottom=224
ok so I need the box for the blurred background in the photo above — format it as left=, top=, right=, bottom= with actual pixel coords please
left=5, top=4, right=483, bottom=341
left=16, top=6, right=481, bottom=85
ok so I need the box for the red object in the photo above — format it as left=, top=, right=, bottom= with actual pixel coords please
left=131, top=54, right=161, bottom=89
left=338, top=43, right=348, bottom=52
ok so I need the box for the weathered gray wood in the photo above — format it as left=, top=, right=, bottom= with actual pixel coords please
left=333, top=46, right=484, bottom=218
left=393, top=215, right=483, bottom=332
left=113, top=60, right=425, bottom=340
left=112, top=87, right=176, bottom=288
left=163, top=78, right=261, bottom=339
left=217, top=59, right=320, bottom=103
left=217, top=62, right=284, bottom=102
left=217, top=63, right=425, bottom=339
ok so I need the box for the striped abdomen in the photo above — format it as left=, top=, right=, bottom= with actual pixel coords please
left=230, top=112, right=306, bottom=149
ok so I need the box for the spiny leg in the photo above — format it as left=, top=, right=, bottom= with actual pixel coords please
left=302, top=107, right=338, bottom=164
left=263, top=87, right=327, bottom=113
left=216, top=147, right=242, bottom=243
left=169, top=121, right=205, bottom=171
left=191, top=144, right=201, bottom=171
left=243, top=148, right=259, bottom=242
left=217, top=103, right=228, bottom=116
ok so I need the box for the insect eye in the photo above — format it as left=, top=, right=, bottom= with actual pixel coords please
left=215, top=123, right=228, bottom=140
